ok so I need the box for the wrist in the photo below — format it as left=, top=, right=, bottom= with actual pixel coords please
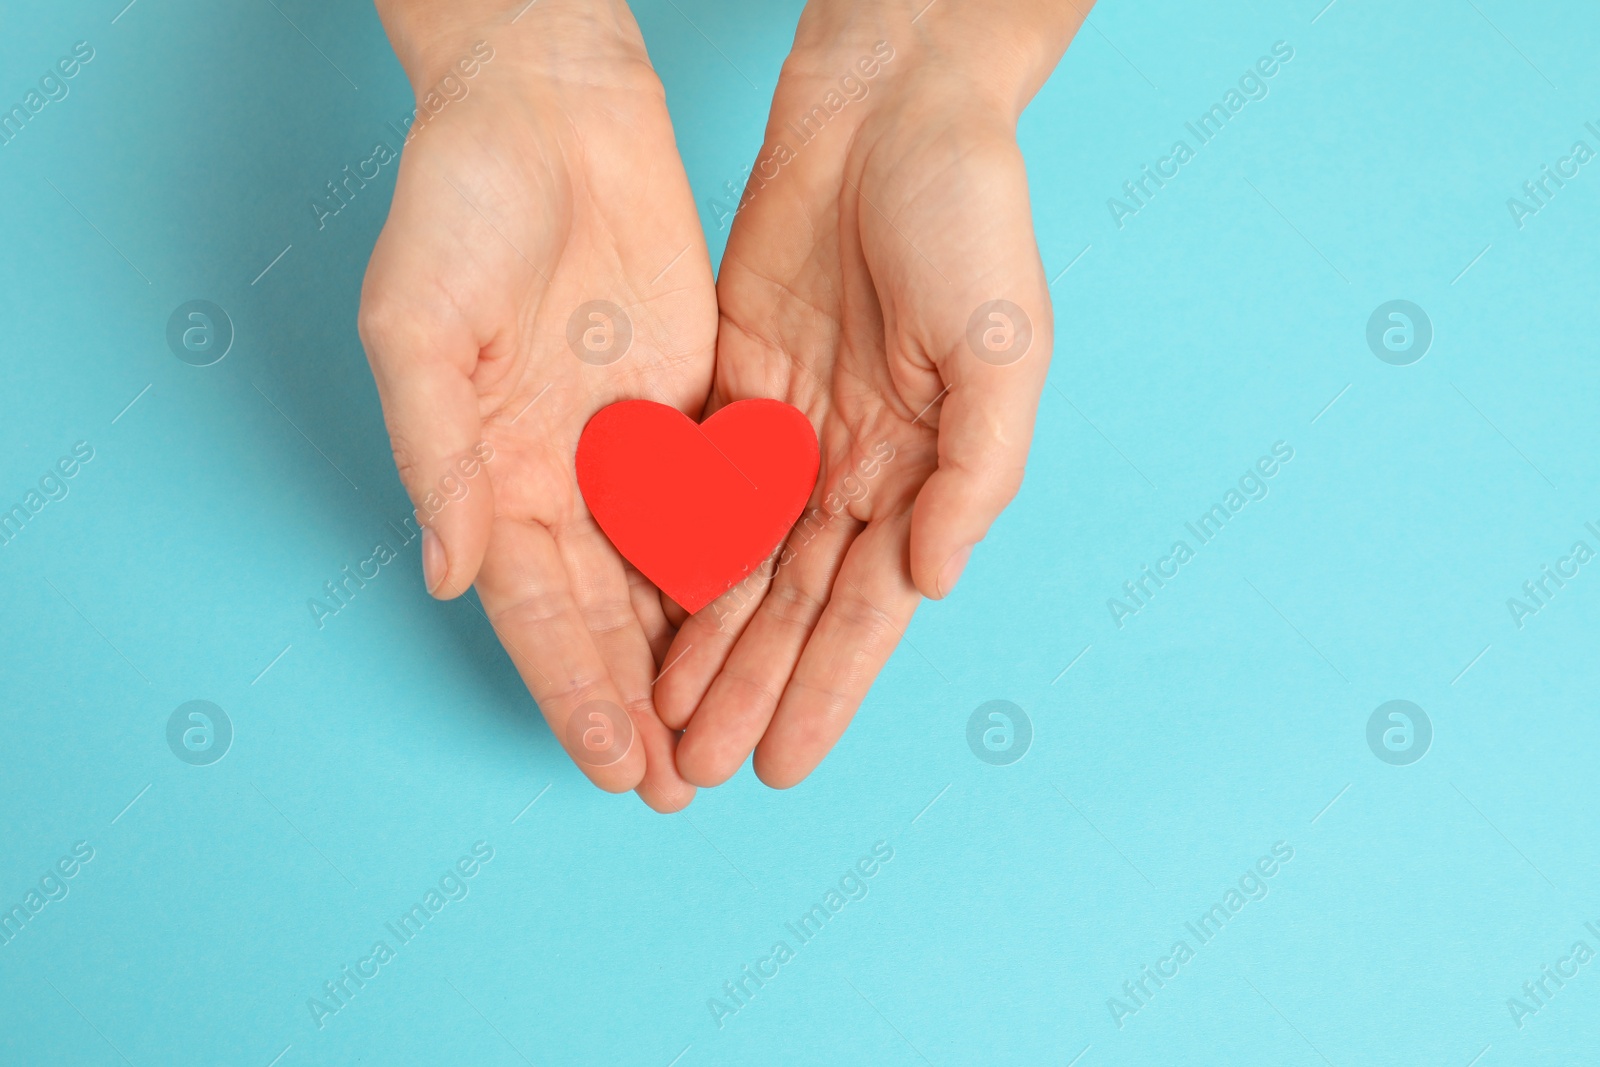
left=788, top=0, right=1084, bottom=121
left=374, top=0, right=648, bottom=93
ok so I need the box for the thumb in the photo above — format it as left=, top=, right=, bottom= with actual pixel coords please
left=909, top=291, right=1052, bottom=600
left=864, top=123, right=1053, bottom=600
left=358, top=294, right=495, bottom=600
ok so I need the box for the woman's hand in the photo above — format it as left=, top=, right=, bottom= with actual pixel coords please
left=654, top=0, right=1087, bottom=788
left=360, top=0, right=715, bottom=810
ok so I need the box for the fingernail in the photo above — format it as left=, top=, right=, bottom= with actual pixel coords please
left=421, top=525, right=446, bottom=595
left=937, top=545, right=973, bottom=598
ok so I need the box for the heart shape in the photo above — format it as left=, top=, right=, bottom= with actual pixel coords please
left=577, top=399, right=820, bottom=614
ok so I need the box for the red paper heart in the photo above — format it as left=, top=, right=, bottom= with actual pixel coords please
left=576, top=399, right=820, bottom=614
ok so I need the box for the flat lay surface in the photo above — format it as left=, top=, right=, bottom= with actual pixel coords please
left=2, top=1, right=1597, bottom=1064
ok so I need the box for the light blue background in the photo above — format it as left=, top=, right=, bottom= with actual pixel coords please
left=2, top=1, right=1596, bottom=1064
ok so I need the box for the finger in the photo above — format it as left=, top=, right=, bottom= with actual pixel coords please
left=624, top=563, right=676, bottom=667
left=652, top=549, right=778, bottom=731
left=554, top=521, right=697, bottom=811
left=474, top=516, right=645, bottom=793
left=633, top=715, right=695, bottom=813
left=555, top=518, right=661, bottom=686
left=754, top=513, right=921, bottom=789
left=675, top=506, right=863, bottom=787
left=885, top=137, right=1053, bottom=601
left=907, top=354, right=1041, bottom=600
left=358, top=273, right=495, bottom=601
left=628, top=612, right=700, bottom=812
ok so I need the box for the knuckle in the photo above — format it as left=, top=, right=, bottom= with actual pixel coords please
left=947, top=448, right=1026, bottom=505
left=720, top=665, right=785, bottom=715
left=992, top=459, right=1027, bottom=503
left=829, top=593, right=897, bottom=649
left=387, top=433, right=422, bottom=490
left=623, top=565, right=655, bottom=594
left=542, top=671, right=609, bottom=710
left=582, top=600, right=638, bottom=639
left=356, top=291, right=429, bottom=360
left=492, top=581, right=574, bottom=637
left=759, top=582, right=827, bottom=630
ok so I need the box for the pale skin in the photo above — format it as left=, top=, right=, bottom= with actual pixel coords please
left=361, top=0, right=1088, bottom=807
